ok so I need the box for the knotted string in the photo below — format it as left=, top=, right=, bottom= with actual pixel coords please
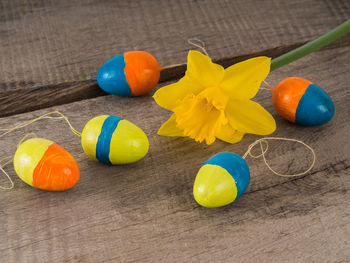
left=242, top=137, right=316, bottom=178
left=0, top=110, right=81, bottom=190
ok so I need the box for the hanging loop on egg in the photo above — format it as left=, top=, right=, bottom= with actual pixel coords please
left=41, top=111, right=81, bottom=137
left=243, top=137, right=316, bottom=178
left=1, top=133, right=40, bottom=190
left=0, top=110, right=81, bottom=138
left=187, top=37, right=210, bottom=57
left=259, top=80, right=274, bottom=91
left=0, top=156, right=14, bottom=190
left=17, top=132, right=38, bottom=147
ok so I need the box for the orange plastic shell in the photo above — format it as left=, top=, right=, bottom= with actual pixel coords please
left=32, top=143, right=80, bottom=191
left=272, top=77, right=312, bottom=122
left=124, top=51, right=161, bottom=96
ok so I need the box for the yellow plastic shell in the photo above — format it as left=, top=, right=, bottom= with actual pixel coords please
left=13, top=138, right=52, bottom=186
left=81, top=115, right=108, bottom=161
left=193, top=164, right=238, bottom=208
left=81, top=115, right=149, bottom=164
left=109, top=119, right=149, bottom=164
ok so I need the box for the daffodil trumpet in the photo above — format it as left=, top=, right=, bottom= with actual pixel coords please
left=153, top=50, right=276, bottom=145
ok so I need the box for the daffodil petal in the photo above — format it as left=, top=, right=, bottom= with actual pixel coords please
left=187, top=50, right=225, bottom=87
left=215, top=124, right=245, bottom=144
left=153, top=75, right=203, bottom=110
left=221, top=56, right=271, bottom=99
left=226, top=100, right=276, bottom=135
left=158, top=114, right=184, bottom=137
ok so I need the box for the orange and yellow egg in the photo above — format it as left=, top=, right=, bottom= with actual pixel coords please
left=13, top=138, right=80, bottom=191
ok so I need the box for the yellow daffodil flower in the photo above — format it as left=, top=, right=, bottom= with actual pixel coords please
left=153, top=50, right=276, bottom=145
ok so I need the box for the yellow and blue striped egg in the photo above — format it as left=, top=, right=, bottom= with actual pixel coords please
left=193, top=152, right=250, bottom=208
left=81, top=115, right=149, bottom=165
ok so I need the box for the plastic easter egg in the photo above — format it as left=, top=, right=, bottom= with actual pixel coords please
left=13, top=138, right=80, bottom=191
left=81, top=115, right=149, bottom=165
left=193, top=152, right=250, bottom=208
left=97, top=51, right=161, bottom=96
left=273, top=77, right=334, bottom=126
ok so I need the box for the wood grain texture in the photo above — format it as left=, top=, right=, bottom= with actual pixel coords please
left=0, top=46, right=349, bottom=262
left=2, top=38, right=350, bottom=118
left=1, top=0, right=350, bottom=117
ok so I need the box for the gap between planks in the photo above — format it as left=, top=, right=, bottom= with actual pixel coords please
left=1, top=36, right=350, bottom=118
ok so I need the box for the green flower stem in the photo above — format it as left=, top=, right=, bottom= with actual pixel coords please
left=271, top=19, right=350, bottom=71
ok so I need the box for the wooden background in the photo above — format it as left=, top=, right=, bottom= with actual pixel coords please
left=1, top=0, right=349, bottom=262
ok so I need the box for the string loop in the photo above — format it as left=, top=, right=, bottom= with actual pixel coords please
left=0, top=156, right=14, bottom=190
left=259, top=80, right=274, bottom=91
left=0, top=110, right=81, bottom=138
left=17, top=132, right=38, bottom=147
left=187, top=38, right=210, bottom=57
left=243, top=137, right=316, bottom=178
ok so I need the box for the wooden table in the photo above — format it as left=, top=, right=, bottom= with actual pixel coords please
left=1, top=1, right=349, bottom=262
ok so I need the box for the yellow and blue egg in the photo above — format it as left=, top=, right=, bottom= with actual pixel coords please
left=193, top=152, right=250, bottom=208
left=81, top=115, right=149, bottom=165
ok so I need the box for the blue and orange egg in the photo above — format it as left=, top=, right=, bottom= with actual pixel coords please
left=97, top=51, right=161, bottom=96
left=273, top=77, right=334, bottom=126
left=13, top=138, right=80, bottom=191
left=193, top=152, right=250, bottom=208
left=81, top=115, right=149, bottom=165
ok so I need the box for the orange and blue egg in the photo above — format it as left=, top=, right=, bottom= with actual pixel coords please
left=81, top=115, right=149, bottom=165
left=193, top=152, right=250, bottom=208
left=13, top=138, right=80, bottom=191
left=273, top=77, right=334, bottom=126
left=97, top=51, right=161, bottom=96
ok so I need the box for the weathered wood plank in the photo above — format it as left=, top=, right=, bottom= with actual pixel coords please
left=0, top=45, right=349, bottom=262
left=1, top=38, right=350, bottom=118
left=1, top=0, right=350, bottom=116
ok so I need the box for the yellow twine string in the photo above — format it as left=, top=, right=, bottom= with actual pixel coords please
left=0, top=110, right=81, bottom=138
left=0, top=133, right=40, bottom=190
left=242, top=137, right=316, bottom=178
left=263, top=80, right=274, bottom=90
left=17, top=132, right=38, bottom=147
left=260, top=80, right=274, bottom=91
left=0, top=156, right=14, bottom=190
left=187, top=38, right=210, bottom=57
left=161, top=38, right=210, bottom=71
